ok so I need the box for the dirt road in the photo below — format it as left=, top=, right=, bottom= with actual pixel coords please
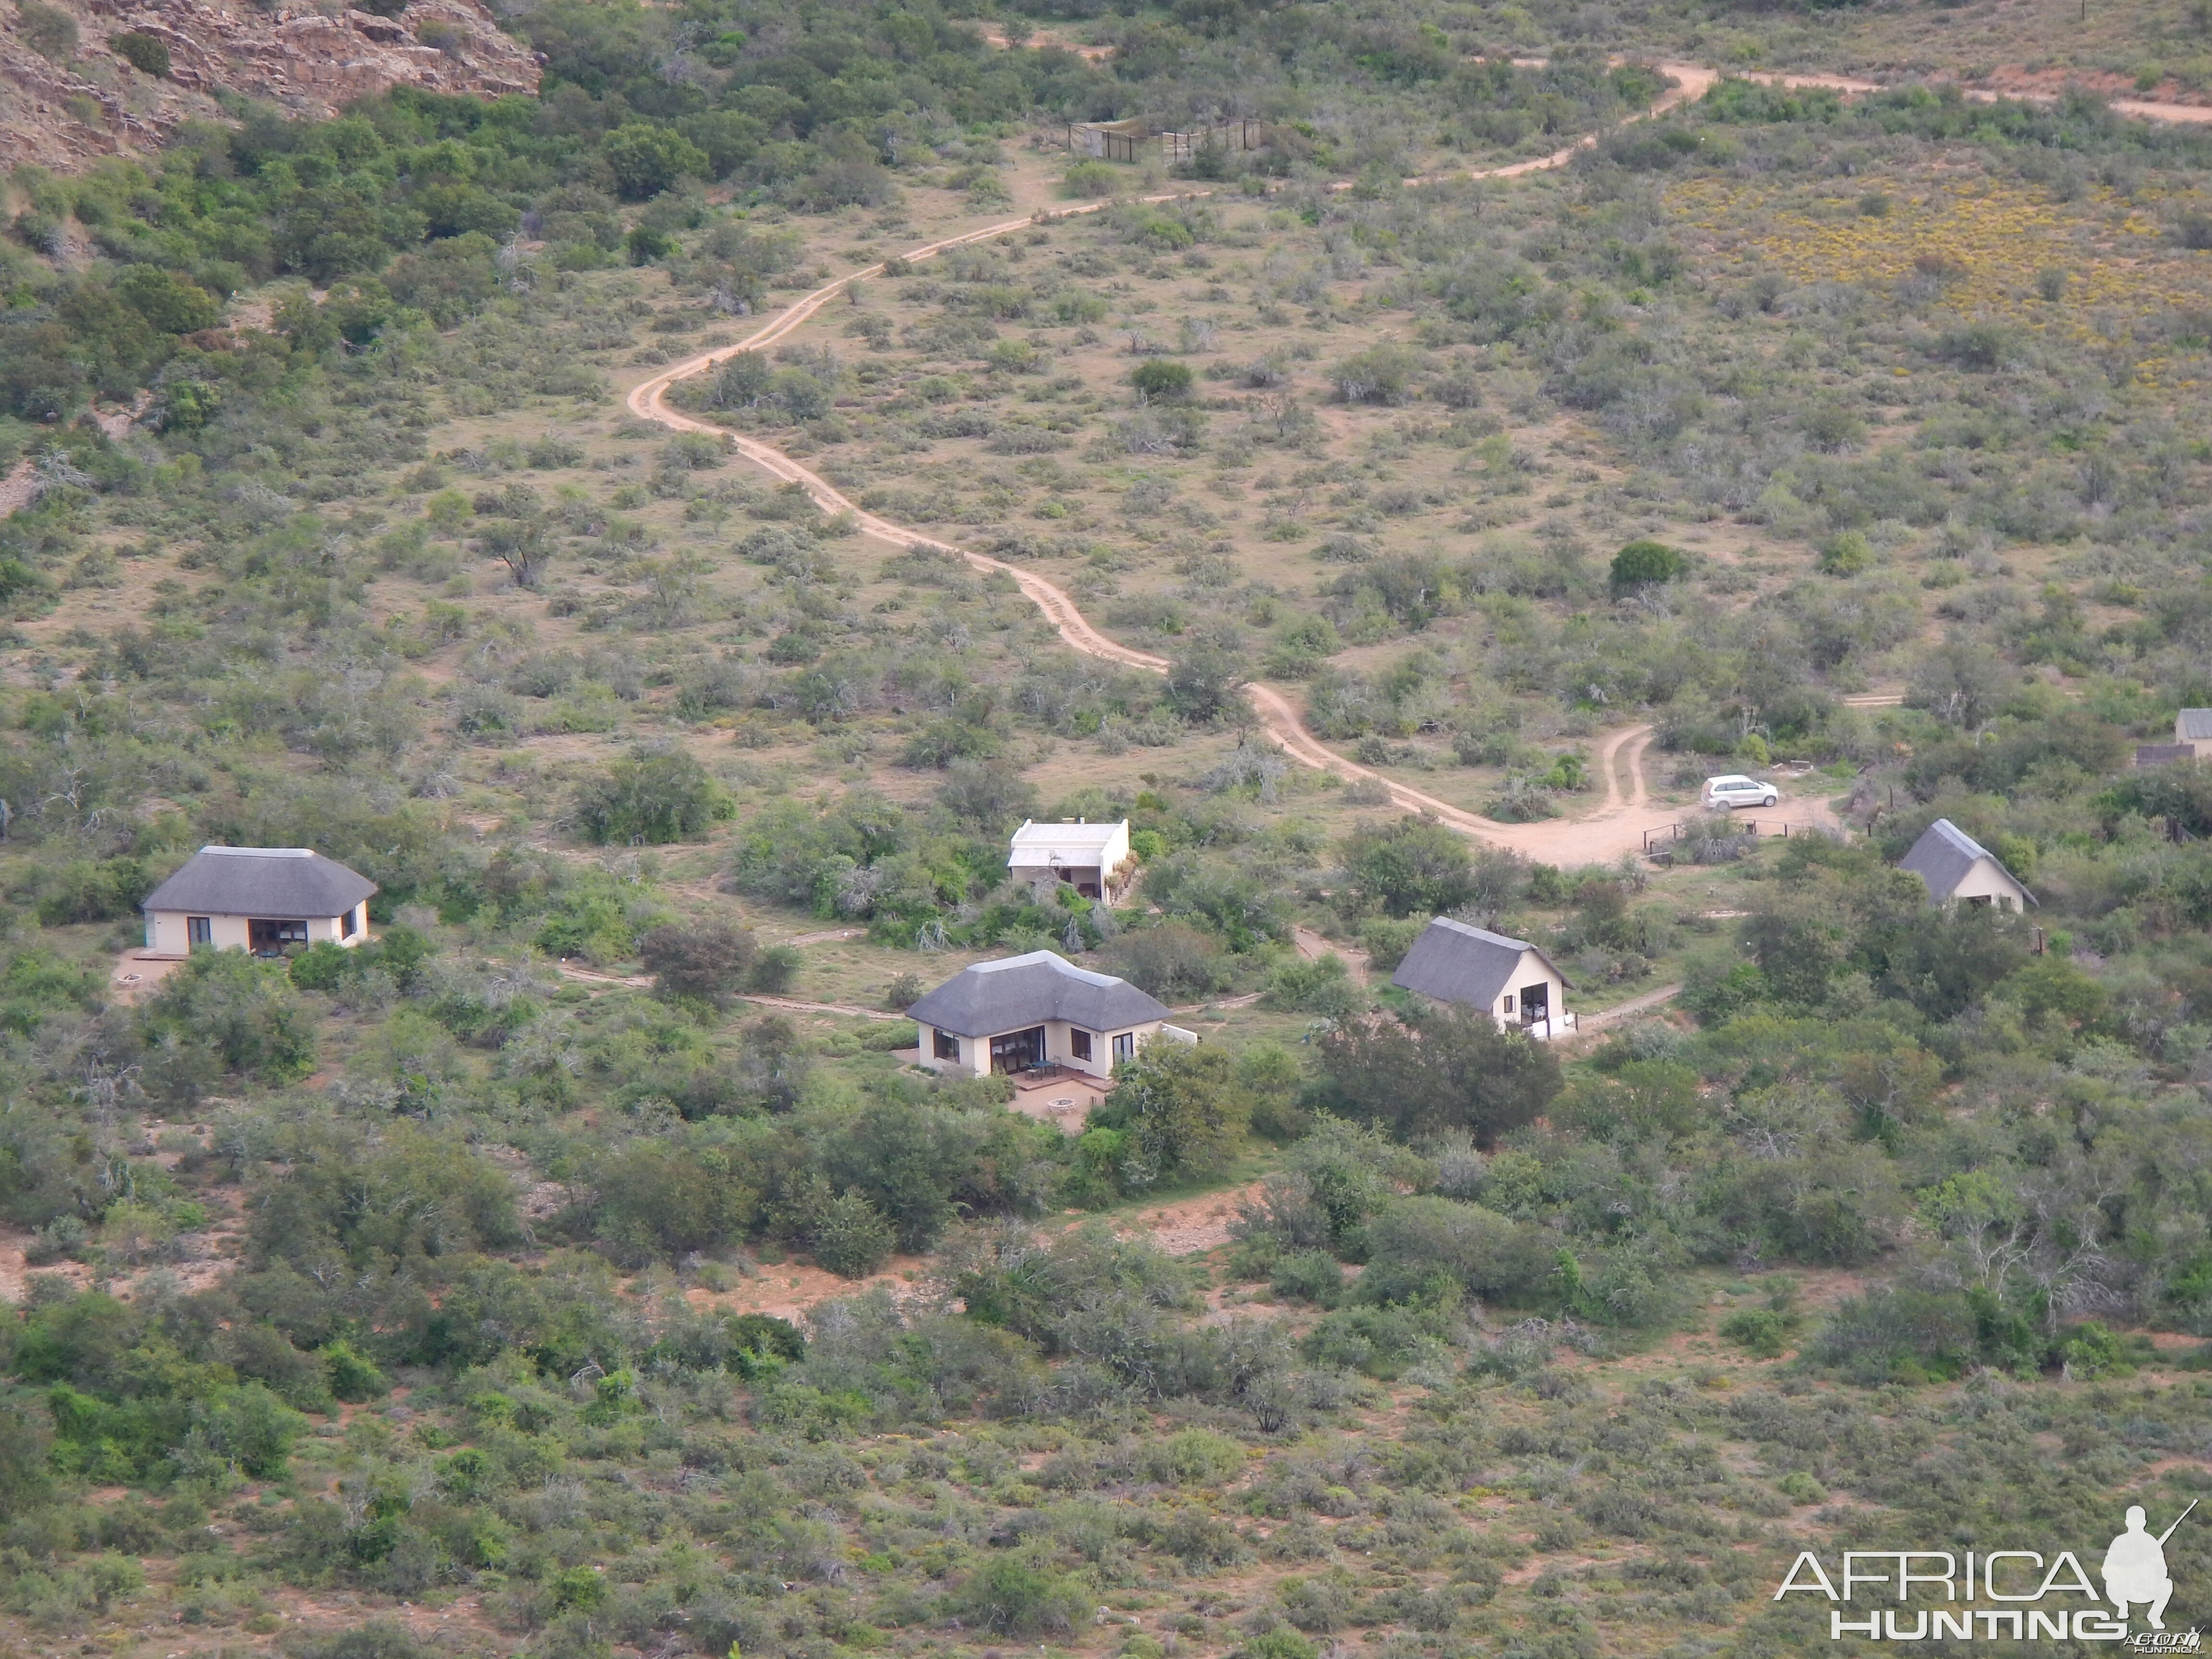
left=628, top=58, right=2192, bottom=863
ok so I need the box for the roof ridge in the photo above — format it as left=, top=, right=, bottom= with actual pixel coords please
left=1430, top=914, right=1531, bottom=951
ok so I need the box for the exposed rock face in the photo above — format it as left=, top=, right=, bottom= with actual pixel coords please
left=1, top=0, right=540, bottom=171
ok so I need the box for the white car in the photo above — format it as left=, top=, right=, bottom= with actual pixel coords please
left=1704, top=774, right=1779, bottom=810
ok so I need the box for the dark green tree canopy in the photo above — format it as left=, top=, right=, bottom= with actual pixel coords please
left=1312, top=1004, right=1563, bottom=1148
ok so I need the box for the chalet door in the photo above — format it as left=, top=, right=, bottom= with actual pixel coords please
left=1518, top=983, right=1548, bottom=1025
left=989, top=1027, right=1047, bottom=1073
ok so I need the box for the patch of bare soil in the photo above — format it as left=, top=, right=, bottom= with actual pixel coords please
left=108, top=949, right=186, bottom=1004
left=1008, top=1072, right=1112, bottom=1133
left=979, top=24, right=1112, bottom=60
left=684, top=1256, right=932, bottom=1322
left=1106, top=1183, right=1264, bottom=1257
left=0, top=1227, right=93, bottom=1303
left=1293, top=925, right=1369, bottom=985
left=1974, top=64, right=2212, bottom=110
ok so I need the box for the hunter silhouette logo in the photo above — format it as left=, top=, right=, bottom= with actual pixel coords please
left=1775, top=1500, right=2200, bottom=1643
left=2105, top=1503, right=2192, bottom=1631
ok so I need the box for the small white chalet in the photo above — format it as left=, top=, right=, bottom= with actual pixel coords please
left=1008, top=819, right=1134, bottom=902
left=906, top=949, right=1191, bottom=1078
left=1391, top=917, right=1576, bottom=1039
left=142, top=846, right=377, bottom=957
left=2177, top=710, right=2212, bottom=759
left=1897, top=819, right=2034, bottom=911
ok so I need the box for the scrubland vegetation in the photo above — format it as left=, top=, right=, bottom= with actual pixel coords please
left=5, top=0, right=2212, bottom=1650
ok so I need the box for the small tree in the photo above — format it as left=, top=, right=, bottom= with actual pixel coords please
left=1313, top=1004, right=1562, bottom=1148
left=1094, top=1043, right=1255, bottom=1179
left=811, top=1190, right=896, bottom=1277
left=601, top=123, right=711, bottom=200
left=1330, top=343, right=1422, bottom=405
left=1339, top=815, right=1476, bottom=917
left=952, top=1556, right=1092, bottom=1636
left=1608, top=539, right=1687, bottom=592
left=1165, top=642, right=1248, bottom=724
left=20, top=1, right=77, bottom=60
left=575, top=749, right=733, bottom=844
left=638, top=921, right=759, bottom=1007
left=109, top=30, right=168, bottom=75
left=478, top=518, right=552, bottom=589
left=1065, top=160, right=1118, bottom=198
left=1131, top=360, right=1194, bottom=402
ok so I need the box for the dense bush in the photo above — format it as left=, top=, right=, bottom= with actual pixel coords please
left=1311, top=1005, right=1561, bottom=1148
left=574, top=749, right=734, bottom=844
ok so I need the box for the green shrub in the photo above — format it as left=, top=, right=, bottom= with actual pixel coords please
left=1609, top=539, right=1686, bottom=590
left=626, top=224, right=675, bottom=264
left=1263, top=952, right=1361, bottom=1018
left=1313, top=1005, right=1562, bottom=1148
left=575, top=749, right=734, bottom=844
left=1330, top=344, right=1422, bottom=404
left=320, top=1339, right=390, bottom=1403
left=1270, top=1250, right=1346, bottom=1306
left=34, top=856, right=146, bottom=926
left=550, top=1565, right=610, bottom=1612
left=109, top=30, right=168, bottom=74
left=1089, top=1043, right=1255, bottom=1180
left=20, top=1, right=77, bottom=59
left=1145, top=1427, right=1248, bottom=1485
left=1803, top=1287, right=1974, bottom=1384
left=1131, top=360, right=1195, bottom=401
left=811, top=1191, right=896, bottom=1278
left=1817, top=530, right=1874, bottom=575
left=1776, top=1470, right=1827, bottom=1504
left=288, top=940, right=350, bottom=991
left=951, top=1557, right=1091, bottom=1635
left=638, top=920, right=758, bottom=1007
left=601, top=123, right=710, bottom=199
left=1065, top=160, right=1120, bottom=197
left=1358, top=1195, right=1553, bottom=1305
left=139, top=950, right=316, bottom=1101
left=1718, top=1306, right=1796, bottom=1358
left=746, top=943, right=802, bottom=994
left=1338, top=815, right=1478, bottom=917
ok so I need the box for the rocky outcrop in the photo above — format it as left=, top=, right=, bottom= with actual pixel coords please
left=0, top=0, right=540, bottom=172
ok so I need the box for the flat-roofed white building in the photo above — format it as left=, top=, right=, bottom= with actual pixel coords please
left=1008, top=818, right=1134, bottom=902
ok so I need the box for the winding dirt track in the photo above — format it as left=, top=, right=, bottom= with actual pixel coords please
left=627, top=64, right=2202, bottom=859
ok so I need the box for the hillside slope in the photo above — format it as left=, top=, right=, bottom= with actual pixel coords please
left=0, top=0, right=537, bottom=170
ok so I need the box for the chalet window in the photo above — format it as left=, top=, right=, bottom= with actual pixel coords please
left=1112, top=1032, right=1135, bottom=1062
left=248, top=918, right=309, bottom=954
left=341, top=905, right=359, bottom=939
left=932, top=1030, right=961, bottom=1062
left=187, top=916, right=212, bottom=946
left=1070, top=1029, right=1093, bottom=1061
left=1502, top=993, right=1514, bottom=1014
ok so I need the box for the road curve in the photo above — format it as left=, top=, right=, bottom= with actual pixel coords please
left=624, top=112, right=1716, bottom=852
left=626, top=59, right=2190, bottom=859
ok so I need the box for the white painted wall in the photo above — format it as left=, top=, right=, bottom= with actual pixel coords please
left=144, top=902, right=369, bottom=956
left=1009, top=822, right=1133, bottom=897
left=915, top=1017, right=1166, bottom=1077
left=1491, top=948, right=1570, bottom=1031
left=1943, top=857, right=2032, bottom=911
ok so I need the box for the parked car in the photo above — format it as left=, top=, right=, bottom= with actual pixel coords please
left=1703, top=773, right=1779, bottom=810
